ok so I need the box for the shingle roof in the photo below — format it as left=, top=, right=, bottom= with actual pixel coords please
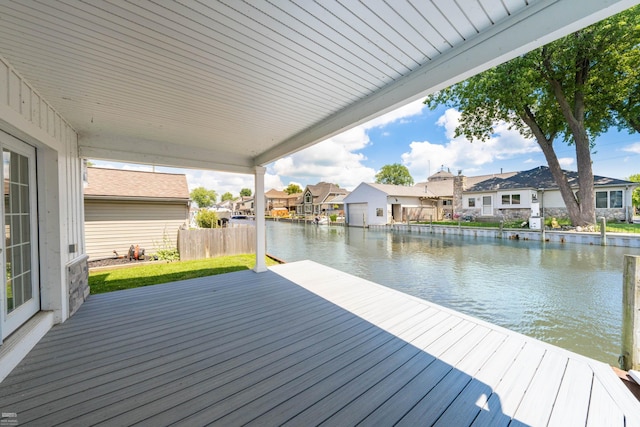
left=265, top=189, right=301, bottom=199
left=306, top=182, right=349, bottom=203
left=414, top=171, right=517, bottom=194
left=368, top=183, right=438, bottom=198
left=84, top=167, right=189, bottom=200
left=466, top=166, right=635, bottom=192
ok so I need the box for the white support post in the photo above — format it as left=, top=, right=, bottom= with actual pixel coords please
left=254, top=166, right=267, bottom=273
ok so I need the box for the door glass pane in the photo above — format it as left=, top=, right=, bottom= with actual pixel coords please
left=4, top=149, right=33, bottom=315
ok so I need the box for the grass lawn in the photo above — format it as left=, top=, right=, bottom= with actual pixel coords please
left=89, top=254, right=280, bottom=294
left=605, top=222, right=640, bottom=233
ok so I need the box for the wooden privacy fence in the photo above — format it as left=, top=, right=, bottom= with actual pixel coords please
left=177, top=226, right=256, bottom=261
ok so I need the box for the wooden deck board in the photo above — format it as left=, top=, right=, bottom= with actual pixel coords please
left=433, top=335, right=524, bottom=427
left=0, top=260, right=638, bottom=426
left=547, top=359, right=593, bottom=427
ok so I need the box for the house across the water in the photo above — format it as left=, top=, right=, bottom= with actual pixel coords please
left=461, top=166, right=637, bottom=223
left=296, top=182, right=349, bottom=218
left=344, top=166, right=637, bottom=227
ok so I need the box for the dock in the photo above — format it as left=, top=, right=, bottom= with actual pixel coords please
left=1, top=260, right=639, bottom=425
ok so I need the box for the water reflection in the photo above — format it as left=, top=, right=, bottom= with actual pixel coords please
left=266, top=221, right=640, bottom=364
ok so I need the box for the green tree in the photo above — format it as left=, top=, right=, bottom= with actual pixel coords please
left=190, top=186, right=217, bottom=208
left=629, top=174, right=640, bottom=211
left=195, top=209, right=218, bottom=228
left=375, top=163, right=414, bottom=186
left=284, top=183, right=302, bottom=194
left=221, top=192, right=234, bottom=202
left=240, top=188, right=252, bottom=197
left=424, top=6, right=640, bottom=226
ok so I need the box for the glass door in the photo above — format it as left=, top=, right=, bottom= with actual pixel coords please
left=1, top=132, right=39, bottom=341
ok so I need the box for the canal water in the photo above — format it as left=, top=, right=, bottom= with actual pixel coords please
left=266, top=221, right=640, bottom=365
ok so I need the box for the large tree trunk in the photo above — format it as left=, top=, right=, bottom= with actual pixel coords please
left=573, top=131, right=596, bottom=225
left=542, top=45, right=596, bottom=226
left=521, top=109, right=586, bottom=226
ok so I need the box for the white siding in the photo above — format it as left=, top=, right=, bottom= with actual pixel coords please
left=496, top=190, right=531, bottom=209
left=85, top=200, right=189, bottom=260
left=344, top=183, right=388, bottom=226
left=0, top=53, right=82, bottom=324
left=541, top=190, right=567, bottom=208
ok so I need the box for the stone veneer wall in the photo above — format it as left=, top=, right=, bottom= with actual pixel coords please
left=496, top=208, right=533, bottom=221
left=68, top=255, right=89, bottom=317
left=453, top=174, right=466, bottom=214
left=543, top=207, right=628, bottom=222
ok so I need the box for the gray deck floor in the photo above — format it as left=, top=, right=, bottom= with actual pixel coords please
left=1, top=260, right=639, bottom=426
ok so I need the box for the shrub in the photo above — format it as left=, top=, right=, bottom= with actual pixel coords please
left=329, top=214, right=337, bottom=222
left=195, top=210, right=219, bottom=228
left=153, top=229, right=180, bottom=261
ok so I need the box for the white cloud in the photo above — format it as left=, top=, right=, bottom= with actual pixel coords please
left=402, top=108, right=540, bottom=179
left=558, top=157, right=574, bottom=167
left=185, top=170, right=255, bottom=198
left=271, top=137, right=376, bottom=190
left=268, top=101, right=426, bottom=189
left=622, top=142, right=640, bottom=154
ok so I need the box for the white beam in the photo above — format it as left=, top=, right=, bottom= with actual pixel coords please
left=79, top=134, right=255, bottom=174
left=254, top=166, right=267, bottom=273
left=254, top=0, right=638, bottom=166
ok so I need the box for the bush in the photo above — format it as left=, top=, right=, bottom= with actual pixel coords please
left=153, top=230, right=180, bottom=261
left=195, top=210, right=219, bottom=228
left=329, top=214, right=338, bottom=222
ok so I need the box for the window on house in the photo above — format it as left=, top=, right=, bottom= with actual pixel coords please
left=610, top=190, right=623, bottom=208
left=501, top=194, right=521, bottom=205
left=442, top=200, right=452, bottom=206
left=376, top=208, right=383, bottom=216
left=595, top=190, right=623, bottom=208
left=595, top=191, right=608, bottom=208
left=468, top=198, right=475, bottom=207
left=305, top=193, right=312, bottom=203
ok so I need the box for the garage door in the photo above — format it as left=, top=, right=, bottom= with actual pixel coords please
left=348, top=203, right=368, bottom=227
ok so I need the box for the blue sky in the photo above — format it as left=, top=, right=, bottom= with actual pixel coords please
left=92, top=100, right=640, bottom=197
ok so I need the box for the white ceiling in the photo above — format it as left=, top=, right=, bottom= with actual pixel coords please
left=0, top=0, right=636, bottom=174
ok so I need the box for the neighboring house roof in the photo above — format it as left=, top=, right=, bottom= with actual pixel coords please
left=466, top=166, right=635, bottom=192
left=427, top=169, right=455, bottom=181
left=465, top=171, right=518, bottom=187
left=265, top=189, right=301, bottom=200
left=326, top=194, right=347, bottom=204
left=84, top=167, right=189, bottom=202
left=414, top=171, right=517, bottom=195
left=304, top=182, right=349, bottom=203
left=265, top=189, right=286, bottom=198
left=367, top=183, right=437, bottom=198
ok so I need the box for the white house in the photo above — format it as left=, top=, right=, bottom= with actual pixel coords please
left=344, top=183, right=441, bottom=227
left=461, top=166, right=638, bottom=222
left=0, top=0, right=630, bottom=384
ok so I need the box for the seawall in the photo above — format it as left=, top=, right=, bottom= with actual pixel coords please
left=368, top=223, right=640, bottom=248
